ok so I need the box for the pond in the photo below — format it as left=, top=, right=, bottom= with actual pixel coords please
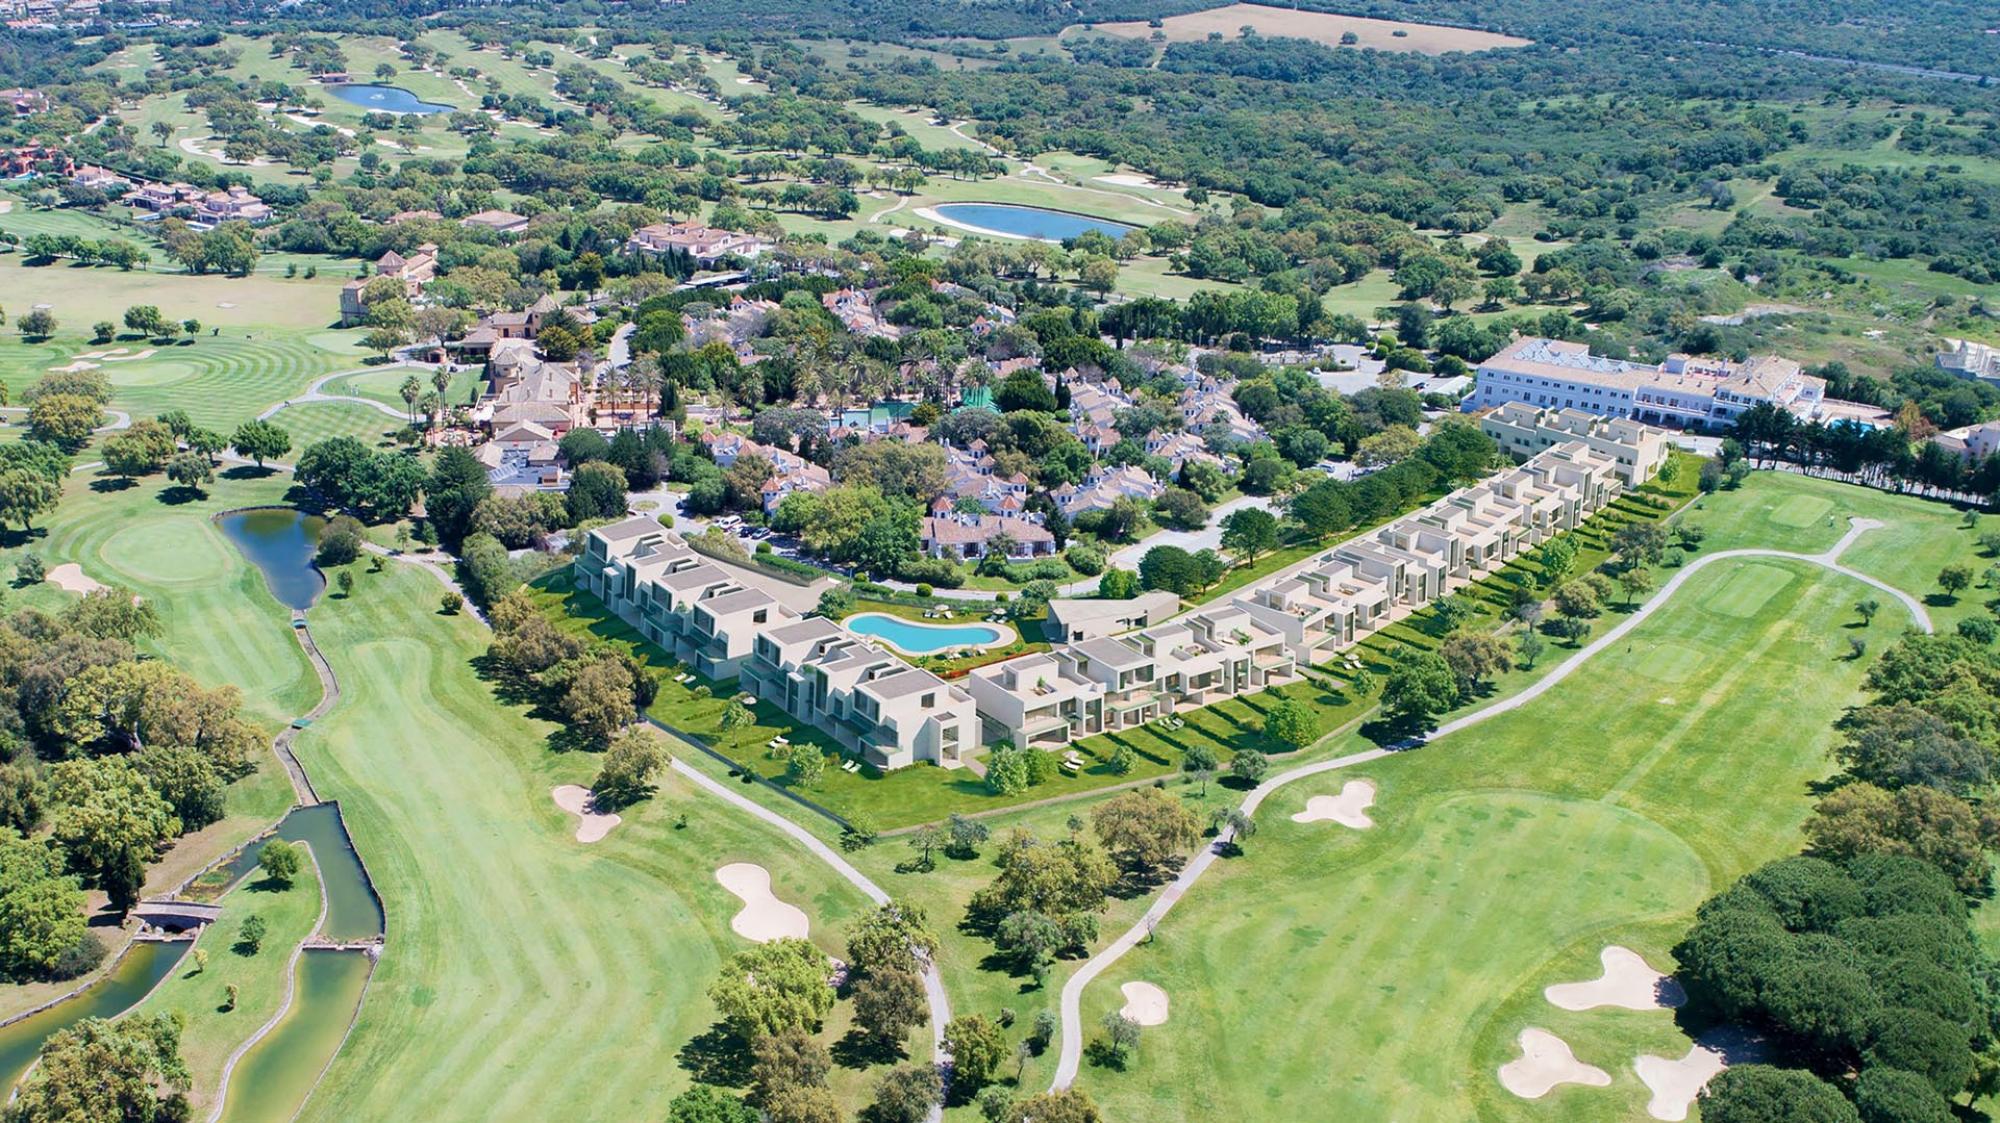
left=217, top=509, right=326, bottom=612
left=932, top=202, right=1135, bottom=243
left=845, top=612, right=1012, bottom=655
left=325, top=83, right=454, bottom=115
left=0, top=940, right=190, bottom=1091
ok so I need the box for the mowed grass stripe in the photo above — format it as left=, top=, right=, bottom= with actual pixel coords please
left=291, top=567, right=874, bottom=1121
left=1077, top=553, right=1907, bottom=1122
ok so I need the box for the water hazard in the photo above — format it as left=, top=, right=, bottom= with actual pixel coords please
left=0, top=940, right=190, bottom=1090
left=216, top=509, right=327, bottom=612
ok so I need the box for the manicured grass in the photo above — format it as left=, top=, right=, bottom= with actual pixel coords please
left=263, top=400, right=401, bottom=450
left=287, top=564, right=890, bottom=1121
left=131, top=854, right=326, bottom=1115
left=1078, top=551, right=1913, bottom=1120
left=0, top=470, right=315, bottom=1021
left=322, top=366, right=482, bottom=414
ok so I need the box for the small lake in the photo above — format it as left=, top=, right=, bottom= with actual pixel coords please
left=0, top=940, right=190, bottom=1091
left=217, top=509, right=326, bottom=611
left=845, top=612, right=1011, bottom=655
left=325, top=83, right=454, bottom=115
left=932, top=203, right=1135, bottom=243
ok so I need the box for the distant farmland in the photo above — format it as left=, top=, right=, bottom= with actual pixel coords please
left=1078, top=3, right=1532, bottom=55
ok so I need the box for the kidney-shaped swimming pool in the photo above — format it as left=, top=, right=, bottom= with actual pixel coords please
left=844, top=612, right=1013, bottom=655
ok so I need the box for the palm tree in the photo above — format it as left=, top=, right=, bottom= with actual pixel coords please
left=430, top=367, right=451, bottom=427
left=399, top=374, right=422, bottom=424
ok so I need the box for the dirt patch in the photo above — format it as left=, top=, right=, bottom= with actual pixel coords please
left=550, top=784, right=621, bottom=843
left=1498, top=1028, right=1610, bottom=1099
left=1118, top=980, right=1169, bottom=1025
left=1083, top=3, right=1531, bottom=54
left=715, top=862, right=810, bottom=943
left=45, top=563, right=110, bottom=596
left=1291, top=780, right=1375, bottom=829
left=1545, top=946, right=1685, bottom=1012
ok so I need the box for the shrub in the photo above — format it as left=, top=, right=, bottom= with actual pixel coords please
left=915, top=584, right=932, bottom=598
left=1064, top=544, right=1105, bottom=575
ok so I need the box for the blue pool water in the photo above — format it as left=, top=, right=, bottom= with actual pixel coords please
left=933, top=203, right=1135, bottom=243
left=846, top=612, right=1009, bottom=654
left=326, top=84, right=454, bottom=115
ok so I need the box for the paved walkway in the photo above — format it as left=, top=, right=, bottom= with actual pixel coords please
left=1049, top=517, right=1925, bottom=1089
left=670, top=759, right=952, bottom=1120
left=257, top=366, right=423, bottom=423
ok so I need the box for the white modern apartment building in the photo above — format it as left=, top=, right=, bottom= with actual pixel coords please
left=580, top=427, right=1662, bottom=768
left=1939, top=340, right=2000, bottom=383
left=576, top=518, right=976, bottom=771
left=1478, top=401, right=1672, bottom=485
left=1465, top=337, right=1886, bottom=431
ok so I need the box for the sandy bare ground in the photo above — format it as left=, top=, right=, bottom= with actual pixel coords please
left=716, top=862, right=809, bottom=942
left=45, top=563, right=109, bottom=595
left=1290, top=780, right=1375, bottom=828
left=1498, top=1028, right=1611, bottom=1099
left=1117, top=981, right=1169, bottom=1026
left=550, top=784, right=621, bottom=843
left=1635, top=1047, right=1723, bottom=1121
left=0, top=200, right=11, bottom=214
left=1084, top=3, right=1531, bottom=54
left=1545, top=946, right=1685, bottom=1012
left=177, top=135, right=272, bottom=166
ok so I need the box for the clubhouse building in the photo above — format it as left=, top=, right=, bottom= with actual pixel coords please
left=1464, top=336, right=1890, bottom=431
left=577, top=428, right=1664, bottom=770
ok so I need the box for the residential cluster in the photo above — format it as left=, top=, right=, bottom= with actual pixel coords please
left=577, top=413, right=1666, bottom=770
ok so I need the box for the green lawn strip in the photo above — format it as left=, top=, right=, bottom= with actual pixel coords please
left=130, top=855, right=325, bottom=1114
left=1078, top=553, right=1907, bottom=1120
left=288, top=564, right=884, bottom=1121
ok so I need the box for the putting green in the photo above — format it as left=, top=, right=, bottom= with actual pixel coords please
left=100, top=519, right=233, bottom=586
left=1634, top=641, right=1705, bottom=684
left=1701, top=563, right=1795, bottom=618
left=106, top=359, right=203, bottom=388
left=1768, top=494, right=1833, bottom=528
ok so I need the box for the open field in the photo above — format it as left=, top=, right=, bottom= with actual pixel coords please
left=1077, top=539, right=1909, bottom=1119
left=1077, top=3, right=1532, bottom=54
left=288, top=564, right=892, bottom=1121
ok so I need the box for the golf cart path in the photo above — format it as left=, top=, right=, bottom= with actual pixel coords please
left=1050, top=517, right=1924, bottom=1089
left=669, top=759, right=952, bottom=1119
left=256, top=367, right=425, bottom=422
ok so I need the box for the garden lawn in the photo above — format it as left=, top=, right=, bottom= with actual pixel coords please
left=1076, top=551, right=1910, bottom=1121
left=130, top=852, right=326, bottom=1115
left=288, top=564, right=885, bottom=1122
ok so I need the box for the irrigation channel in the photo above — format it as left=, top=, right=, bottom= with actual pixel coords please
left=0, top=509, right=383, bottom=1117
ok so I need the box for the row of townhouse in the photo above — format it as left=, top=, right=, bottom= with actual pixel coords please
left=964, top=434, right=1658, bottom=748
left=966, top=604, right=1299, bottom=748
left=576, top=518, right=978, bottom=771
left=577, top=429, right=1661, bottom=770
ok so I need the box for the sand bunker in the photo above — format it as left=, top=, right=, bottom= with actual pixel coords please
left=46, top=361, right=101, bottom=374
left=45, top=563, right=110, bottom=595
left=1291, top=780, right=1375, bottom=828
left=716, top=862, right=809, bottom=943
left=1095, top=173, right=1161, bottom=188
left=550, top=784, right=621, bottom=843
left=102, top=348, right=156, bottom=361
left=1635, top=1043, right=1728, bottom=1121
left=1118, top=981, right=1169, bottom=1026
left=1545, top=946, right=1685, bottom=1012
left=1499, top=1028, right=1611, bottom=1099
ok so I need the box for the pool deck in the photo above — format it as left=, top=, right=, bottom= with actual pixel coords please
left=843, top=611, right=1017, bottom=656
